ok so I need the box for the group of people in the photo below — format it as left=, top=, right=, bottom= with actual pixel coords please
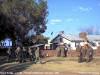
left=56, top=43, right=70, bottom=57
left=77, top=42, right=94, bottom=63
left=56, top=41, right=94, bottom=63
left=7, top=46, right=41, bottom=63
left=6, top=41, right=94, bottom=63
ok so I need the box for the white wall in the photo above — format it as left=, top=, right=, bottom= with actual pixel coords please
left=70, top=42, right=76, bottom=50
left=63, top=38, right=71, bottom=44
left=53, top=37, right=80, bottom=50
left=63, top=38, right=76, bottom=50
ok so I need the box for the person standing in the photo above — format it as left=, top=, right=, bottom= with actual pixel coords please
left=79, top=42, right=88, bottom=62
left=15, top=46, right=24, bottom=63
left=23, top=47, right=27, bottom=62
left=34, top=47, right=41, bottom=63
left=85, top=44, right=94, bottom=62
left=7, top=47, right=11, bottom=61
left=60, top=44, right=65, bottom=57
left=57, top=43, right=64, bottom=57
left=15, top=46, right=20, bottom=62
left=64, top=43, right=68, bottom=57
left=56, top=44, right=61, bottom=57
left=28, top=47, right=33, bottom=61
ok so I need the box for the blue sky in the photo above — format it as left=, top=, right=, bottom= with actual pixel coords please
left=43, top=0, right=100, bottom=38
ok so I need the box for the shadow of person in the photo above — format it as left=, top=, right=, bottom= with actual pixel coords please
left=0, top=62, right=33, bottom=75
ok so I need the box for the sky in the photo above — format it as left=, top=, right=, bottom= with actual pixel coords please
left=43, top=0, right=100, bottom=39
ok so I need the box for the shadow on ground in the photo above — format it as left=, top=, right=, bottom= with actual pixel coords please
left=0, top=56, right=34, bottom=75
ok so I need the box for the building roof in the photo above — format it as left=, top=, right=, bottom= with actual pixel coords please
left=61, top=34, right=83, bottom=41
left=87, top=35, right=100, bottom=41
left=51, top=33, right=100, bottom=43
left=51, top=33, right=83, bottom=43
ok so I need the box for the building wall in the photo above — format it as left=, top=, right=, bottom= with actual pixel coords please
left=52, top=35, right=100, bottom=50
left=53, top=36, right=61, bottom=43
left=63, top=38, right=71, bottom=44
left=70, top=42, right=76, bottom=50
left=63, top=38, right=76, bottom=50
left=63, top=38, right=99, bottom=50
left=52, top=37, right=77, bottom=50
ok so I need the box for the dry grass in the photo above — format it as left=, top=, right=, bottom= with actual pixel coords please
left=23, top=57, right=100, bottom=73
left=1, top=57, right=100, bottom=75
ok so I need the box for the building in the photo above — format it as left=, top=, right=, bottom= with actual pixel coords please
left=51, top=33, right=100, bottom=50
left=87, top=35, right=100, bottom=47
left=44, top=39, right=52, bottom=50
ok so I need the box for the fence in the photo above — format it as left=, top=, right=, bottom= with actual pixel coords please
left=41, top=49, right=100, bottom=57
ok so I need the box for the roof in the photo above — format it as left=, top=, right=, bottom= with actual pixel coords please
left=61, top=34, right=83, bottom=41
left=88, top=35, right=100, bottom=41
left=51, top=33, right=100, bottom=43
left=51, top=33, right=83, bottom=43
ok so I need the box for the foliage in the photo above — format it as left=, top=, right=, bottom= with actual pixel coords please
left=31, top=34, right=49, bottom=44
left=0, top=13, right=16, bottom=40
left=0, top=0, right=48, bottom=45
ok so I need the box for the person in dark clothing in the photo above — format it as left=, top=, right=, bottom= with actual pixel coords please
left=15, top=46, right=24, bottom=63
left=28, top=47, right=33, bottom=61
left=78, top=42, right=94, bottom=63
left=15, top=46, right=20, bottom=62
left=79, top=46, right=87, bottom=62
left=28, top=47, right=36, bottom=62
left=85, top=44, right=94, bottom=62
left=23, top=47, right=27, bottom=62
left=7, top=47, right=11, bottom=61
left=19, top=47, right=24, bottom=63
left=32, top=47, right=36, bottom=62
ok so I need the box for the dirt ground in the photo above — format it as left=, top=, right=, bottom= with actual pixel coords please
left=0, top=57, right=100, bottom=75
